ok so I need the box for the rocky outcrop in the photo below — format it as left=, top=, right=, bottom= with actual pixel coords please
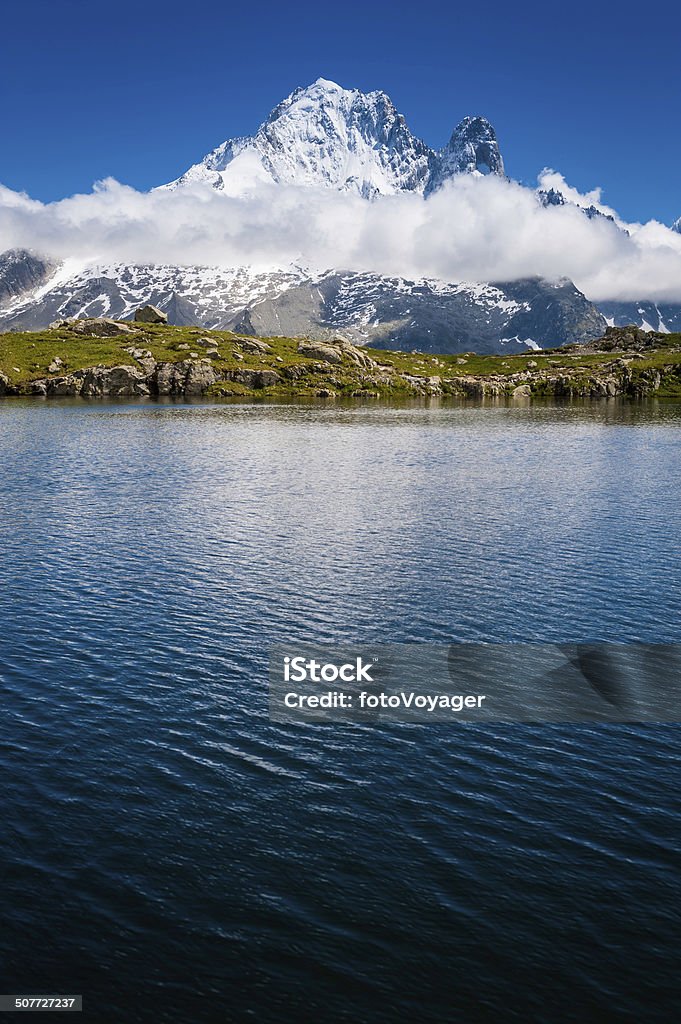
left=297, top=340, right=343, bottom=364
left=239, top=338, right=272, bottom=354
left=79, top=366, right=149, bottom=397
left=153, top=359, right=219, bottom=396
left=123, top=346, right=157, bottom=374
left=28, top=357, right=220, bottom=399
left=226, top=368, right=282, bottom=388
left=32, top=365, right=150, bottom=398
left=0, top=371, right=10, bottom=396
left=563, top=324, right=663, bottom=354
left=296, top=337, right=377, bottom=368
left=134, top=305, right=168, bottom=324
left=51, top=317, right=134, bottom=337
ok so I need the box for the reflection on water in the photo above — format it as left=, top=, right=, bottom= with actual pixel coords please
left=0, top=398, right=680, bottom=1022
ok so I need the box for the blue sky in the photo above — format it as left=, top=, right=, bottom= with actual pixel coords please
left=1, top=0, right=679, bottom=223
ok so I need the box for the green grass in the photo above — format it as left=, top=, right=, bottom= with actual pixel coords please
left=1, top=322, right=681, bottom=399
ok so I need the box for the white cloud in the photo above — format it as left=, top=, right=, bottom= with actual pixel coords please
left=1, top=172, right=681, bottom=303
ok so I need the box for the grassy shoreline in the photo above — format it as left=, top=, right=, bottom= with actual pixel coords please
left=1, top=321, right=680, bottom=400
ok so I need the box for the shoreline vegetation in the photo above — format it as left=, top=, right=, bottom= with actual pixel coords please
left=1, top=319, right=680, bottom=401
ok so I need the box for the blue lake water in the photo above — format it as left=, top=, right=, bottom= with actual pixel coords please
left=1, top=398, right=680, bottom=1022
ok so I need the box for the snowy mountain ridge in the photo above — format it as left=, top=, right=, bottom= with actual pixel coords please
left=0, top=254, right=607, bottom=354
left=162, top=78, right=505, bottom=197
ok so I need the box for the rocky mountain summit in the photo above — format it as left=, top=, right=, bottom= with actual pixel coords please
left=162, top=78, right=505, bottom=197
left=1, top=79, right=679, bottom=346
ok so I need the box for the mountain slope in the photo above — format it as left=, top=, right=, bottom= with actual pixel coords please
left=162, top=78, right=504, bottom=197
left=232, top=272, right=604, bottom=353
left=0, top=256, right=605, bottom=354
left=0, top=249, right=56, bottom=306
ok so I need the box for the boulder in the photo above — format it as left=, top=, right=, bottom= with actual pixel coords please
left=153, top=359, right=221, bottom=396
left=512, top=384, right=532, bottom=398
left=48, top=357, right=63, bottom=373
left=134, top=304, right=168, bottom=324
left=239, top=338, right=272, bottom=354
left=296, top=338, right=376, bottom=369
left=0, top=371, right=9, bottom=396
left=79, top=365, right=149, bottom=397
left=333, top=338, right=376, bottom=369
left=185, top=361, right=219, bottom=395
left=46, top=375, right=80, bottom=397
left=297, top=341, right=343, bottom=365
left=68, top=317, right=133, bottom=337
left=154, top=361, right=188, bottom=396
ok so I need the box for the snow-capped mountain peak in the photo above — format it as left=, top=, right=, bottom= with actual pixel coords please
left=162, top=79, right=505, bottom=198
left=442, top=116, right=505, bottom=177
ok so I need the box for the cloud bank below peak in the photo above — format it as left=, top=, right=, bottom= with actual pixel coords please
left=1, top=170, right=680, bottom=303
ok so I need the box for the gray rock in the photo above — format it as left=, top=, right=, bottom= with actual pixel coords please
left=154, top=361, right=188, bottom=396
left=67, top=317, right=133, bottom=337
left=48, top=357, right=63, bottom=373
left=227, top=368, right=281, bottom=388
left=0, top=371, right=9, bottom=396
left=152, top=359, right=221, bottom=396
left=134, top=304, right=168, bottom=324
left=512, top=384, right=532, bottom=398
left=46, top=376, right=80, bottom=397
left=238, top=338, right=272, bottom=354
left=297, top=341, right=343, bottom=364
left=124, top=347, right=157, bottom=374
left=282, top=363, right=309, bottom=380
left=79, top=365, right=149, bottom=397
left=185, top=361, right=219, bottom=395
